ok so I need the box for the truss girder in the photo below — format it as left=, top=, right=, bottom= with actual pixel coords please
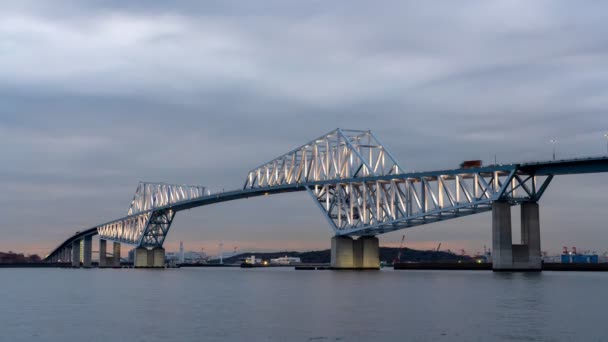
left=128, top=182, right=210, bottom=216
left=97, top=212, right=152, bottom=245
left=139, top=209, right=176, bottom=247
left=98, top=182, right=208, bottom=247
left=243, top=129, right=404, bottom=189
left=306, top=169, right=552, bottom=236
left=97, top=208, right=177, bottom=246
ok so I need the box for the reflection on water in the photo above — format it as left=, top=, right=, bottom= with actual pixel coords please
left=0, top=268, right=605, bottom=341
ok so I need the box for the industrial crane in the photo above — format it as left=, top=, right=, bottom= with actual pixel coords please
left=394, top=234, right=406, bottom=263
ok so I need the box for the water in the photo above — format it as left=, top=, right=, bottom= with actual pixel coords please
left=0, top=268, right=606, bottom=342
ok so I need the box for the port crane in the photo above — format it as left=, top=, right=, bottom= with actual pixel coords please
left=394, top=234, right=406, bottom=263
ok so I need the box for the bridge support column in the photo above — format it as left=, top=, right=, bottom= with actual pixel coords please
left=72, top=240, right=81, bottom=267
left=133, top=247, right=165, bottom=268
left=152, top=247, right=165, bottom=268
left=147, top=248, right=154, bottom=266
left=354, top=236, right=380, bottom=269
left=99, top=239, right=107, bottom=267
left=520, top=202, right=542, bottom=269
left=62, top=248, right=69, bottom=263
left=331, top=236, right=380, bottom=269
left=134, top=247, right=149, bottom=268
left=66, top=248, right=71, bottom=263
left=331, top=236, right=354, bottom=268
left=83, top=236, right=92, bottom=268
left=492, top=201, right=541, bottom=271
left=113, top=242, right=121, bottom=267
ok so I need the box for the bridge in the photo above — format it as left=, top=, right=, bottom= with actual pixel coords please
left=45, top=129, right=608, bottom=271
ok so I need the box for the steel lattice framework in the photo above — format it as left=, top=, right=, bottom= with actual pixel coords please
left=245, top=129, right=553, bottom=236
left=127, top=182, right=209, bottom=215
left=244, top=129, right=403, bottom=188
left=305, top=169, right=552, bottom=236
left=97, top=182, right=209, bottom=246
left=44, top=128, right=608, bottom=261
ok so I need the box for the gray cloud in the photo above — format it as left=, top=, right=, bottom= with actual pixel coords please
left=1, top=1, right=608, bottom=255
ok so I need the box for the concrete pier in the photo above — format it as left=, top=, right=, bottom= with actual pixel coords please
left=113, top=242, right=121, bottom=267
left=520, top=202, right=541, bottom=269
left=147, top=248, right=154, bottom=266
left=354, top=236, right=380, bottom=269
left=331, top=236, right=380, bottom=269
left=134, top=247, right=166, bottom=268
left=134, top=247, right=149, bottom=268
left=61, top=248, right=69, bottom=263
left=331, top=236, right=354, bottom=268
left=492, top=202, right=513, bottom=270
left=99, top=239, right=107, bottom=267
left=152, top=247, right=165, bottom=268
left=72, top=240, right=81, bottom=267
left=492, top=201, right=541, bottom=271
left=83, top=236, right=92, bottom=268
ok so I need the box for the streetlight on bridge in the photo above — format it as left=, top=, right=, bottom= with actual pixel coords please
left=549, top=139, right=558, bottom=161
left=604, top=133, right=608, bottom=154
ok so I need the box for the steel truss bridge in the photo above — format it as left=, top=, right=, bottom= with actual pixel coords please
left=45, top=128, right=608, bottom=262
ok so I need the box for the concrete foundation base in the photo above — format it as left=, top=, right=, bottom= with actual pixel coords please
left=152, top=247, right=165, bottom=268
left=134, top=247, right=149, bottom=268
left=331, top=236, right=354, bottom=268
left=492, top=202, right=541, bottom=271
left=147, top=248, right=154, bottom=266
left=134, top=247, right=166, bottom=268
left=331, top=236, right=380, bottom=269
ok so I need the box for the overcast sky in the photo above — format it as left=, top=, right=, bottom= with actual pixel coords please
left=2, top=1, right=608, bottom=256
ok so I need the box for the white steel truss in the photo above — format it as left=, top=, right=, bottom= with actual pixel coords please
left=128, top=182, right=209, bottom=215
left=139, top=209, right=176, bottom=247
left=97, top=212, right=151, bottom=245
left=306, top=170, right=553, bottom=236
left=98, top=182, right=208, bottom=246
left=243, top=129, right=404, bottom=189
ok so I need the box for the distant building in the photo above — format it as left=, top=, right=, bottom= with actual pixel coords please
left=179, top=241, right=184, bottom=263
left=270, top=256, right=302, bottom=265
left=242, top=255, right=262, bottom=265
left=166, top=250, right=209, bottom=264
left=128, top=248, right=135, bottom=263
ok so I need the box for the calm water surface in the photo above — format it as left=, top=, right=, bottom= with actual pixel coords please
left=1, top=268, right=606, bottom=342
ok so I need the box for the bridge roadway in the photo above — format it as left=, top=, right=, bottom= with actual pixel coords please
left=45, top=154, right=608, bottom=271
